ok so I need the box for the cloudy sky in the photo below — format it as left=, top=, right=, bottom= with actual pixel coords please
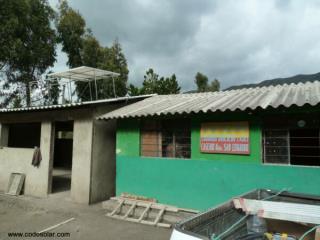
left=49, top=0, right=320, bottom=90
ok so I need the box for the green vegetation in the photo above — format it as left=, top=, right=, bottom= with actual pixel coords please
left=0, top=0, right=56, bottom=106
left=195, top=72, right=220, bottom=92
left=0, top=0, right=223, bottom=106
left=128, top=68, right=180, bottom=95
left=56, top=1, right=129, bottom=100
left=0, top=0, right=129, bottom=106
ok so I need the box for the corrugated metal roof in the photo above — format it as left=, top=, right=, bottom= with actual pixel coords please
left=47, top=66, right=120, bottom=81
left=98, top=81, right=320, bottom=120
left=0, top=95, right=154, bottom=113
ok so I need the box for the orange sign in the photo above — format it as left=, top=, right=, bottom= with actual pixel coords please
left=200, top=122, right=250, bottom=154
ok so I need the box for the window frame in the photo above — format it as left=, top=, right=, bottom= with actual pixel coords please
left=6, top=122, right=42, bottom=149
left=262, top=127, right=320, bottom=168
left=140, top=119, right=191, bottom=159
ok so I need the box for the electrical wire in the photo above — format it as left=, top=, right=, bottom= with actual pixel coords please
left=262, top=188, right=289, bottom=201
left=211, top=215, right=248, bottom=240
left=298, top=224, right=320, bottom=240
left=211, top=189, right=289, bottom=240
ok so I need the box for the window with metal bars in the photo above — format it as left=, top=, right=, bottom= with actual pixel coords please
left=263, top=128, right=320, bottom=167
left=140, top=119, right=191, bottom=159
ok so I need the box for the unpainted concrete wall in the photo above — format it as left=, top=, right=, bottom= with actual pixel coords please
left=0, top=104, right=123, bottom=204
left=0, top=124, right=9, bottom=146
left=0, top=122, right=54, bottom=197
left=71, top=118, right=93, bottom=204
left=90, top=119, right=116, bottom=203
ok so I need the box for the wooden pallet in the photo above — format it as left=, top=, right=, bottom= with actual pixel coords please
left=106, top=197, right=179, bottom=228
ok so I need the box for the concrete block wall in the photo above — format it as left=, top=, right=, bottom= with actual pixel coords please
left=0, top=122, right=54, bottom=197
left=0, top=123, right=8, bottom=146
left=71, top=118, right=117, bottom=204
left=0, top=106, right=119, bottom=204
left=90, top=119, right=116, bottom=203
left=71, top=118, right=94, bottom=204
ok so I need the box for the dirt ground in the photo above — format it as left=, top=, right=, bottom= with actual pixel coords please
left=0, top=192, right=172, bottom=240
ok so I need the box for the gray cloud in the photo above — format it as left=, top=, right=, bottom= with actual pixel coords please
left=50, top=0, right=320, bottom=90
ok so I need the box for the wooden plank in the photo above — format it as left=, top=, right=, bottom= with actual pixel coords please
left=139, top=220, right=171, bottom=228
left=120, top=193, right=157, bottom=203
left=110, top=196, right=199, bottom=213
left=233, top=198, right=320, bottom=224
left=177, top=207, right=200, bottom=214
left=122, top=202, right=136, bottom=219
left=125, top=217, right=140, bottom=223
left=106, top=198, right=175, bottom=228
left=141, top=130, right=160, bottom=157
left=107, top=199, right=124, bottom=217
left=109, top=215, right=124, bottom=220
left=138, top=203, right=152, bottom=222
left=38, top=218, right=75, bottom=233
left=141, top=220, right=156, bottom=225
left=153, top=207, right=165, bottom=225
left=156, top=222, right=171, bottom=228
left=6, top=173, right=25, bottom=196
left=110, top=197, right=178, bottom=212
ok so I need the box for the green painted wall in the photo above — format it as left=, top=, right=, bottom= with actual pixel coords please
left=115, top=113, right=320, bottom=210
left=116, top=156, right=320, bottom=210
left=116, top=119, right=140, bottom=157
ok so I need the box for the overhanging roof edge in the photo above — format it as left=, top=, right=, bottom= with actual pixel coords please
left=97, top=81, right=320, bottom=120
left=0, top=94, right=155, bottom=113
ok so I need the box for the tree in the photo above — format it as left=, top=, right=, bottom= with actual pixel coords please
left=56, top=1, right=129, bottom=101
left=0, top=0, right=23, bottom=70
left=82, top=34, right=103, bottom=68
left=0, top=71, right=20, bottom=108
left=77, top=34, right=104, bottom=100
left=158, top=74, right=180, bottom=94
left=98, top=40, right=129, bottom=98
left=129, top=68, right=180, bottom=95
left=140, top=68, right=159, bottom=94
left=0, top=0, right=57, bottom=106
left=56, top=0, right=89, bottom=100
left=56, top=0, right=85, bottom=68
left=195, top=72, right=209, bottom=92
left=128, top=84, right=141, bottom=96
left=209, top=78, right=220, bottom=92
left=195, top=72, right=220, bottom=92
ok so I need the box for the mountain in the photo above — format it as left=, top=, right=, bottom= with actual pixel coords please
left=225, top=72, right=320, bottom=90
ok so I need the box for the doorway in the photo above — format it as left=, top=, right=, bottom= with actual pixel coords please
left=51, top=121, right=74, bottom=193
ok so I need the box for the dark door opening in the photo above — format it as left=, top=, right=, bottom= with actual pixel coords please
left=52, top=121, right=74, bottom=193
left=290, top=128, right=320, bottom=166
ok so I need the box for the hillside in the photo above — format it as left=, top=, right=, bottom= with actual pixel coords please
left=225, top=72, right=320, bottom=90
